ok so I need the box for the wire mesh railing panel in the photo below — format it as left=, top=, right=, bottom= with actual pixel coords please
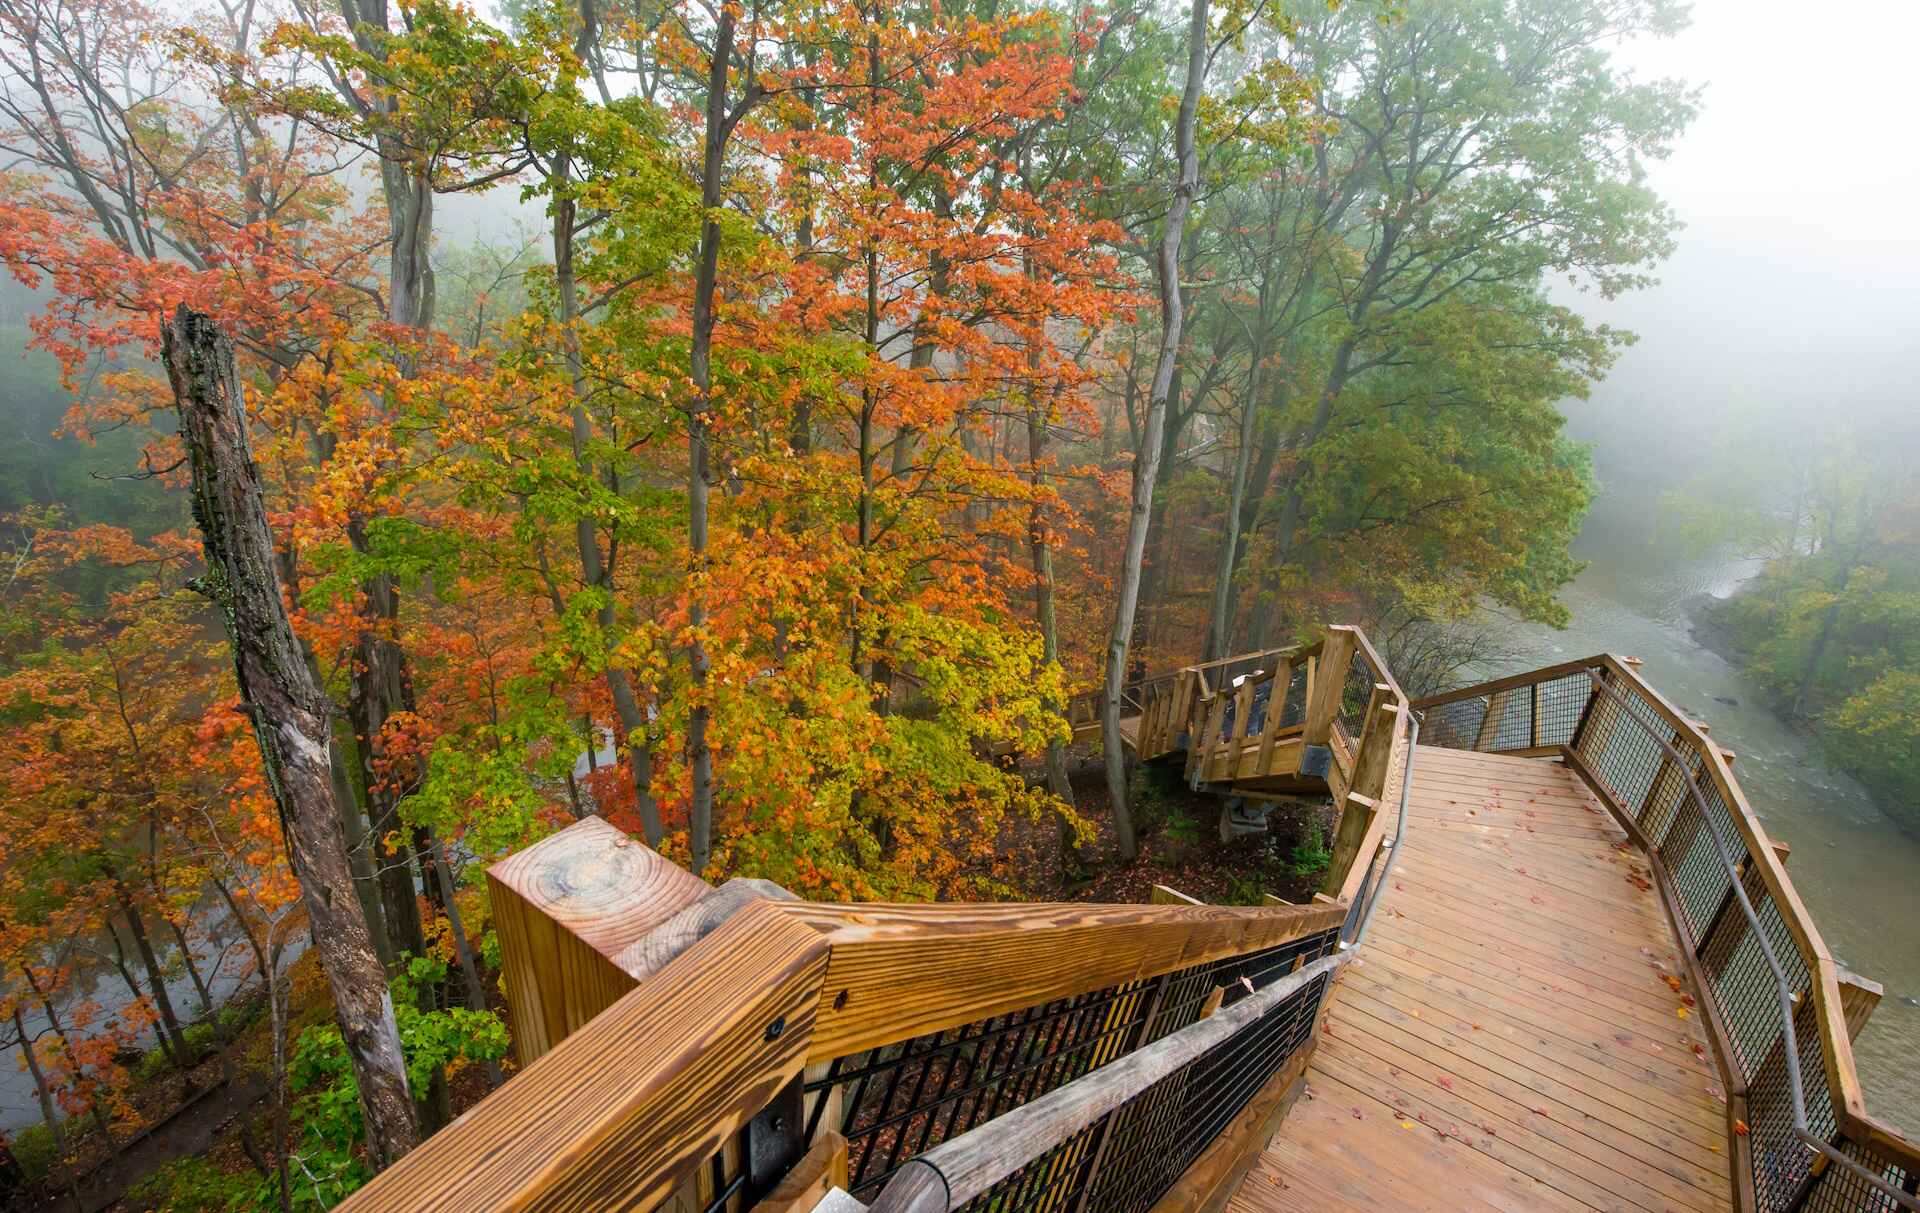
left=807, top=980, right=1157, bottom=1198
left=1277, top=662, right=1308, bottom=730
left=813, top=925, right=1342, bottom=1204
left=1421, top=694, right=1490, bottom=750
left=1479, top=689, right=1533, bottom=750
left=1799, top=1134, right=1920, bottom=1212
left=1534, top=670, right=1597, bottom=747
left=1579, top=689, right=1667, bottom=816
left=1337, top=650, right=1374, bottom=734
left=1060, top=968, right=1332, bottom=1213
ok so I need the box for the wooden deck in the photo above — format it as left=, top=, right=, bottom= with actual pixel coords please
left=1237, top=746, right=1734, bottom=1213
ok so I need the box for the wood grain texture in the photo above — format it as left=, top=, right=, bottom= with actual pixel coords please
left=1246, top=746, right=1735, bottom=1213
left=1303, top=630, right=1354, bottom=747
left=490, top=817, right=710, bottom=1063
left=616, top=877, right=799, bottom=981
left=1837, top=968, right=1884, bottom=1043
left=338, top=901, right=828, bottom=1213
left=768, top=900, right=1347, bottom=1061
left=1407, top=654, right=1920, bottom=1175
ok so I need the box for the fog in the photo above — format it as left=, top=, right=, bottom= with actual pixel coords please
left=1563, top=0, right=1920, bottom=487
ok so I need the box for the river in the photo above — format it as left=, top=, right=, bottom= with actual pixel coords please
left=1470, top=489, right=1920, bottom=1132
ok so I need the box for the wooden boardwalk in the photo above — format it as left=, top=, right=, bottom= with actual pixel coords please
left=1237, top=746, right=1734, bottom=1213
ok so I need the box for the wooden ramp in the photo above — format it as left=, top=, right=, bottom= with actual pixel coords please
left=1238, top=746, right=1734, bottom=1213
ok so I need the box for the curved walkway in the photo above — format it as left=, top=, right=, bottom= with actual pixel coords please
left=1238, top=746, right=1734, bottom=1213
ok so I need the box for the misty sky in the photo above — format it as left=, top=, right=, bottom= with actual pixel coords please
left=1567, top=0, right=1920, bottom=451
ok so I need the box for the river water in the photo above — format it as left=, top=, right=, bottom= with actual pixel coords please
left=1470, top=492, right=1920, bottom=1132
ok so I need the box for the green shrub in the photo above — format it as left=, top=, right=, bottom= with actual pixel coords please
left=1286, top=818, right=1331, bottom=881
left=126, top=1156, right=244, bottom=1212
left=10, top=1122, right=60, bottom=1181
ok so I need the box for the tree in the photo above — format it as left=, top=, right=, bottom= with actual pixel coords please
left=163, top=307, right=418, bottom=1170
left=1103, top=0, right=1210, bottom=859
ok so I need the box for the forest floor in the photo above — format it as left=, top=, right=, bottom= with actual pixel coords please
left=993, top=756, right=1340, bottom=907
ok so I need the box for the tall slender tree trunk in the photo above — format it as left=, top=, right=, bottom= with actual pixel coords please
left=23, top=967, right=112, bottom=1145
left=1205, top=308, right=1270, bottom=662
left=685, top=11, right=738, bottom=878
left=1022, top=311, right=1075, bottom=810
left=159, top=906, right=214, bottom=1019
left=341, top=579, right=429, bottom=970
left=112, top=875, right=193, bottom=1063
left=12, top=1005, right=79, bottom=1213
left=425, top=832, right=503, bottom=1087
left=164, top=307, right=418, bottom=1170
left=552, top=153, right=663, bottom=845
left=1103, top=0, right=1209, bottom=861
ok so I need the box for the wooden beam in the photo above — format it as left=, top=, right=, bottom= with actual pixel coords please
left=1149, top=884, right=1204, bottom=906
left=489, top=817, right=709, bottom=1064
left=1302, top=629, right=1356, bottom=748
left=766, top=899, right=1347, bottom=1061
left=337, top=901, right=830, bottom=1213
left=1474, top=688, right=1512, bottom=751
left=1253, top=658, right=1292, bottom=775
left=751, top=1131, right=848, bottom=1213
left=615, top=877, right=799, bottom=981
left=1837, top=968, right=1884, bottom=1042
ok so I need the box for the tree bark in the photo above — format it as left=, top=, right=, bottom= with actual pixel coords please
left=552, top=156, right=664, bottom=844
left=684, top=11, right=736, bottom=878
left=112, top=875, right=193, bottom=1064
left=1103, top=0, right=1209, bottom=861
left=425, top=831, right=504, bottom=1087
left=164, top=306, right=418, bottom=1170
left=11, top=1005, right=79, bottom=1213
left=1205, top=316, right=1268, bottom=663
left=1025, top=370, right=1075, bottom=811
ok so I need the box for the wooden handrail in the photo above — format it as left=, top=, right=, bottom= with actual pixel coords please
left=339, top=827, right=1348, bottom=1213
left=761, top=898, right=1346, bottom=1060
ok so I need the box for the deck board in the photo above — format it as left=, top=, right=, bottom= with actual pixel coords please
left=1236, top=746, right=1734, bottom=1213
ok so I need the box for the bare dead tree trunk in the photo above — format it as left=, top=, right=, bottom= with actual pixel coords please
left=164, top=306, right=418, bottom=1170
left=1102, top=0, right=1208, bottom=861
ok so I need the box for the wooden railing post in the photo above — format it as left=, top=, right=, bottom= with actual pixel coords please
left=1322, top=688, right=1399, bottom=898
left=488, top=816, right=709, bottom=1064
left=1838, top=968, right=1884, bottom=1042
left=1301, top=628, right=1355, bottom=750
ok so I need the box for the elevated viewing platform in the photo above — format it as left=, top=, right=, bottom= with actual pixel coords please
left=335, top=631, right=1917, bottom=1213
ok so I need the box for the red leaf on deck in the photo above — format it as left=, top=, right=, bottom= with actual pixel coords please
left=1352, top=1108, right=1364, bottom=1120
left=1437, top=1076, right=1454, bottom=1091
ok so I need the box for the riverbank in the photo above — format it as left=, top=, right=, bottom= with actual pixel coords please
left=1681, top=584, right=1920, bottom=840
